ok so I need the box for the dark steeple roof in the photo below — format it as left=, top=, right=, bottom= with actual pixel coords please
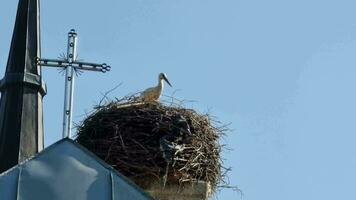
left=0, top=0, right=46, bottom=173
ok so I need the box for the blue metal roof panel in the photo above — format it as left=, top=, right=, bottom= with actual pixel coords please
left=0, top=138, right=154, bottom=200
left=0, top=167, right=18, bottom=200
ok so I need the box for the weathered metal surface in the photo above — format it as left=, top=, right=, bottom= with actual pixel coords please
left=0, top=139, right=154, bottom=200
left=0, top=0, right=46, bottom=173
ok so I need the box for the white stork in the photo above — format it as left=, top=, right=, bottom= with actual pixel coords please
left=139, top=73, right=172, bottom=102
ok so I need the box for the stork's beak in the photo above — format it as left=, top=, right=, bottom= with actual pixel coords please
left=163, top=76, right=172, bottom=87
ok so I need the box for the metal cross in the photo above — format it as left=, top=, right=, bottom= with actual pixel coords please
left=37, top=29, right=111, bottom=139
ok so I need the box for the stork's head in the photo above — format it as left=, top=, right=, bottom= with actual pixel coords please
left=159, top=73, right=172, bottom=87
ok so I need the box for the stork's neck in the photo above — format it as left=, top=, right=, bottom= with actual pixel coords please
left=158, top=78, right=164, bottom=90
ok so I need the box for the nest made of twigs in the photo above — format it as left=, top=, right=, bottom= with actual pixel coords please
left=75, top=97, right=229, bottom=193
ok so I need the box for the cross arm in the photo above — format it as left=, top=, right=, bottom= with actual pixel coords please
left=73, top=61, right=111, bottom=73
left=37, top=58, right=111, bottom=73
left=37, top=58, right=68, bottom=68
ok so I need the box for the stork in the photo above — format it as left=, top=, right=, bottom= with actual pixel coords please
left=139, top=73, right=172, bottom=102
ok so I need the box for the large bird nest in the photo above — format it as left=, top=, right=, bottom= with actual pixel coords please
left=75, top=96, right=230, bottom=193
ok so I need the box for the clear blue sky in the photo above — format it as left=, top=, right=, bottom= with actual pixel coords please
left=1, top=0, right=356, bottom=199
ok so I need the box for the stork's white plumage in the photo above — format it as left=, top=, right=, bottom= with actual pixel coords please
left=139, top=73, right=172, bottom=102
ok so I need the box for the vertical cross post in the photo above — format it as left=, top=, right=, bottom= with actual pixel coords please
left=38, top=29, right=111, bottom=139
left=63, top=30, right=77, bottom=138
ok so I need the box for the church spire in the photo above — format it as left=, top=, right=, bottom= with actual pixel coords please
left=0, top=0, right=46, bottom=173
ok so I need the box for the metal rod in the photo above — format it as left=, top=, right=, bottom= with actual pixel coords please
left=39, top=59, right=110, bottom=72
left=62, top=29, right=77, bottom=138
left=36, top=29, right=111, bottom=140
